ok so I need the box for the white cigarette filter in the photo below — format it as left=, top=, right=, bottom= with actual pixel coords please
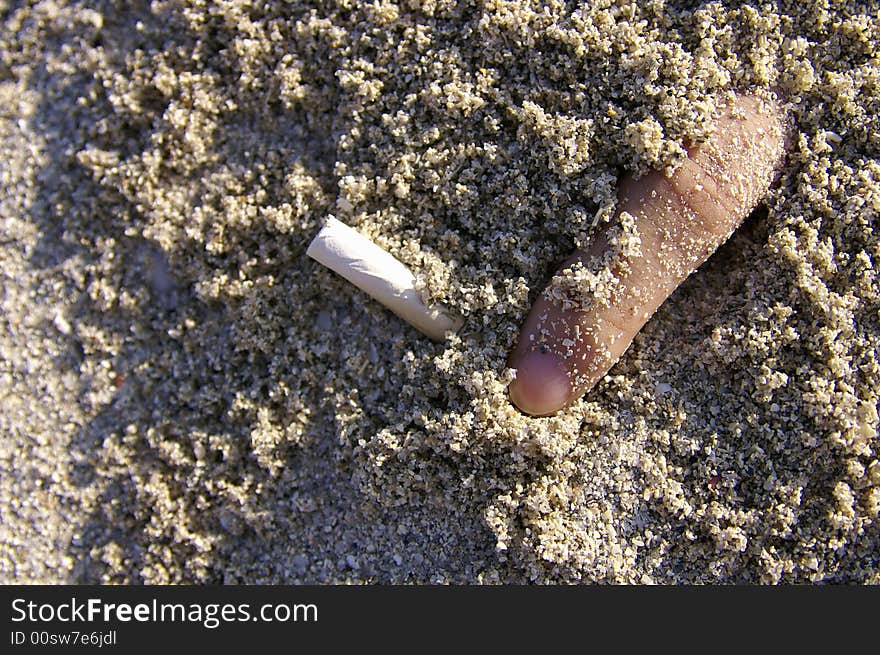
left=306, top=216, right=464, bottom=341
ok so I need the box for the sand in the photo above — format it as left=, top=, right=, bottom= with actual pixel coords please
left=1, top=0, right=877, bottom=583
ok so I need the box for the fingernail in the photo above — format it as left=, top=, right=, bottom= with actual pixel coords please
left=508, top=350, right=571, bottom=416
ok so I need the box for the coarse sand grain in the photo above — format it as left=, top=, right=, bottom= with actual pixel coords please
left=1, top=0, right=878, bottom=583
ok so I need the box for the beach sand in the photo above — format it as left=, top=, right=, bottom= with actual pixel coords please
left=1, top=0, right=877, bottom=583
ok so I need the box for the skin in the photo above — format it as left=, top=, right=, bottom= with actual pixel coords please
left=508, top=93, right=787, bottom=416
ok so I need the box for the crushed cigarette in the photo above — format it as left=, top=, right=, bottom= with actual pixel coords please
left=307, top=216, right=464, bottom=341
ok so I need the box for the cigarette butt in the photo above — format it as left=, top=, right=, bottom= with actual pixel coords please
left=306, top=216, right=464, bottom=341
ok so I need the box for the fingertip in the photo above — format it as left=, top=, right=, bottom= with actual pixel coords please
left=508, top=350, right=572, bottom=416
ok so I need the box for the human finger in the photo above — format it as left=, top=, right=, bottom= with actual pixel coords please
left=508, top=93, right=787, bottom=416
